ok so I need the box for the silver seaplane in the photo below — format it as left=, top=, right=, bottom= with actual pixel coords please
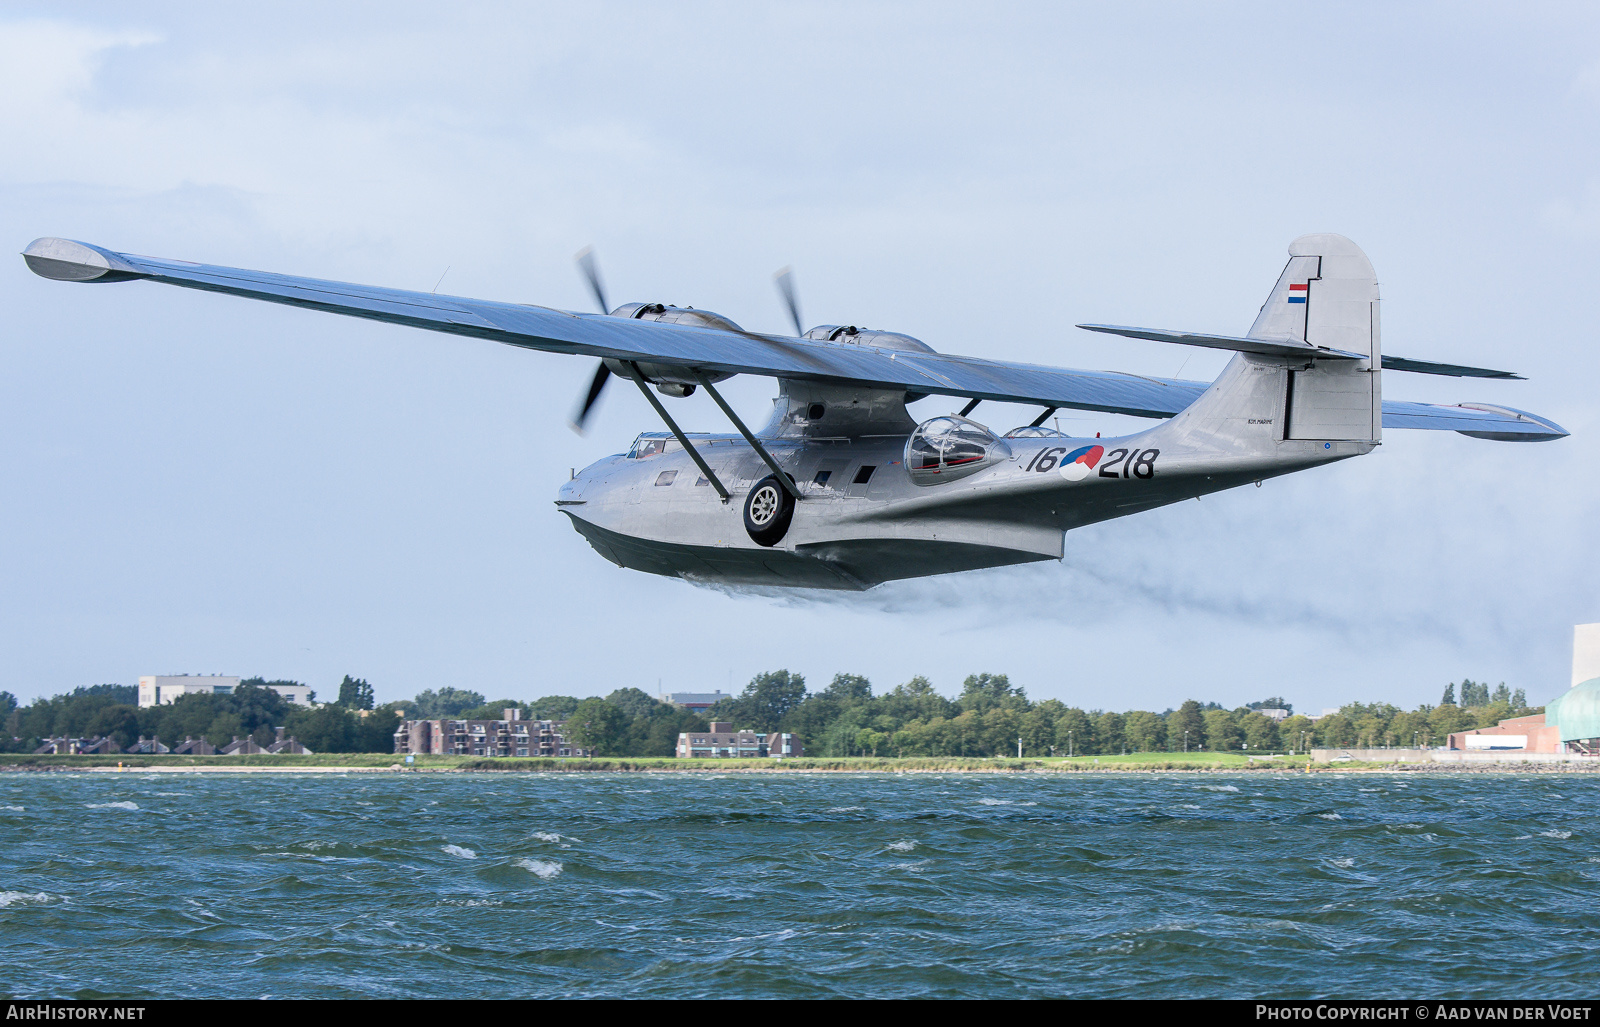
left=23, top=233, right=1567, bottom=590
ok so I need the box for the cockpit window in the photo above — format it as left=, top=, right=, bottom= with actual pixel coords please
left=906, top=416, right=1011, bottom=486
left=1004, top=425, right=1072, bottom=439
left=629, top=436, right=668, bottom=459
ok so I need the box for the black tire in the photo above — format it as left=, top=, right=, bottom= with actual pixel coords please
left=743, top=475, right=795, bottom=547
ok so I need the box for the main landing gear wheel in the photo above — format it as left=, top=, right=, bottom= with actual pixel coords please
left=743, top=475, right=795, bottom=547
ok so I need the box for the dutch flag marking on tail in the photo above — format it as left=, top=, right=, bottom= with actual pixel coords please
left=1287, top=283, right=1308, bottom=304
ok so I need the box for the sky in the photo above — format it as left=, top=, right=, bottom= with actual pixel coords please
left=2, top=2, right=1598, bottom=713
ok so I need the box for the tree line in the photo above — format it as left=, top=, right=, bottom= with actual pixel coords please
left=0, top=672, right=1538, bottom=757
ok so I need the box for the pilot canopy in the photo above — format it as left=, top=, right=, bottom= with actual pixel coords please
left=905, top=416, right=1011, bottom=486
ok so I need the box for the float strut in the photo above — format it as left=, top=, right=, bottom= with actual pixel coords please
left=691, top=371, right=804, bottom=501
left=624, top=362, right=730, bottom=503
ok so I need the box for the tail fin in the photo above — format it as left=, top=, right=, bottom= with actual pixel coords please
left=1251, top=233, right=1381, bottom=442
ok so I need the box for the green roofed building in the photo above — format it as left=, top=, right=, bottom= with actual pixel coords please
left=1544, top=677, right=1600, bottom=755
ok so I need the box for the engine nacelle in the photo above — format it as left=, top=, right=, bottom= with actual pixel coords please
left=606, top=302, right=739, bottom=393
left=612, top=302, right=744, bottom=334
left=803, top=324, right=935, bottom=354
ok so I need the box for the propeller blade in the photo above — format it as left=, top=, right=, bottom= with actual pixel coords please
left=568, top=361, right=612, bottom=435
left=773, top=266, right=803, bottom=337
left=575, top=245, right=610, bottom=314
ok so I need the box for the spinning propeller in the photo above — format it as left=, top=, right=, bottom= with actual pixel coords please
left=569, top=246, right=613, bottom=434
left=773, top=266, right=804, bottom=337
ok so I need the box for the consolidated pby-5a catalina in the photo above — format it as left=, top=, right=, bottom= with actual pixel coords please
left=24, top=233, right=1567, bottom=590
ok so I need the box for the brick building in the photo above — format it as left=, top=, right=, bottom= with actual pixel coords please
left=675, top=722, right=802, bottom=759
left=393, top=708, right=593, bottom=758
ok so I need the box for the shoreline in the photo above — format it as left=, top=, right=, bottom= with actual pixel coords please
left=3, top=755, right=1599, bottom=775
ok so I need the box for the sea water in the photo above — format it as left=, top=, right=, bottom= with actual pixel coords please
left=0, top=771, right=1596, bottom=999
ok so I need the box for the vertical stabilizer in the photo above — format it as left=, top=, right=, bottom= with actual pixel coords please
left=1252, top=233, right=1381, bottom=443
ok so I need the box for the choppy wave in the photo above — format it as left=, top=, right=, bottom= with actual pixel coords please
left=0, top=773, right=1597, bottom=999
left=514, top=858, right=563, bottom=879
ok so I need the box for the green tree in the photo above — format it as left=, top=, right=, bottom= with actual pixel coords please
left=1240, top=712, right=1281, bottom=751
left=85, top=704, right=142, bottom=751
left=531, top=695, right=583, bottom=721
left=959, top=673, right=1027, bottom=715
left=336, top=675, right=375, bottom=710
left=354, top=708, right=404, bottom=752
left=0, top=691, right=17, bottom=724
left=462, top=700, right=529, bottom=720
left=285, top=705, right=358, bottom=753
left=722, top=670, right=807, bottom=733
left=564, top=698, right=628, bottom=755
left=1248, top=697, right=1293, bottom=714
left=825, top=674, right=872, bottom=705
left=1094, top=711, right=1126, bottom=754
left=1167, top=700, right=1206, bottom=752
left=1429, top=702, right=1474, bottom=739
left=1279, top=714, right=1315, bottom=752
left=1203, top=709, right=1242, bottom=751
left=1055, top=708, right=1094, bottom=756
left=879, top=676, right=955, bottom=724
left=1440, top=683, right=1456, bottom=705
left=1021, top=700, right=1063, bottom=755
left=410, top=687, right=486, bottom=718
left=1123, top=711, right=1167, bottom=752
left=604, top=688, right=660, bottom=719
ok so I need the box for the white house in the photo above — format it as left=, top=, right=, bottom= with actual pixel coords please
left=137, top=675, right=312, bottom=707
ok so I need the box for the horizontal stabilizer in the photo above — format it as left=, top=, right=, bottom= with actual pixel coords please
left=1378, top=355, right=1523, bottom=379
left=1076, top=324, right=1366, bottom=361
left=1381, top=401, right=1568, bottom=442
left=1077, top=323, right=1522, bottom=379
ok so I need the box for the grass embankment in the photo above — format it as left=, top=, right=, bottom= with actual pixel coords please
left=0, top=751, right=1325, bottom=772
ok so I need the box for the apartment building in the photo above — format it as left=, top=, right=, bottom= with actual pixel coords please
left=675, top=722, right=803, bottom=759
left=393, top=709, right=593, bottom=758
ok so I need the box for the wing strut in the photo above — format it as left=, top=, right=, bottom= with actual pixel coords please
left=691, top=371, right=805, bottom=502
left=1029, top=406, right=1058, bottom=427
left=959, top=398, right=981, bottom=417
left=623, top=363, right=731, bottom=503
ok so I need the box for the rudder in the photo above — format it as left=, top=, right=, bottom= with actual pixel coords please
left=1250, top=233, right=1381, bottom=443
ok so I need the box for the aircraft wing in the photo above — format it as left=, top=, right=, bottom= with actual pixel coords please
left=22, top=238, right=1567, bottom=440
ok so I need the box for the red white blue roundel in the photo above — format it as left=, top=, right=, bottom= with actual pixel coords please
left=1059, top=444, right=1104, bottom=481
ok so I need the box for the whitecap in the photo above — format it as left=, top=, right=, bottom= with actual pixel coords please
left=1329, top=857, right=1356, bottom=868
left=85, top=801, right=138, bottom=810
left=1358, top=788, right=1381, bottom=793
left=1514, top=835, right=1533, bottom=840
left=515, top=858, right=562, bottom=879
left=1540, top=829, right=1572, bottom=839
left=827, top=806, right=863, bottom=813
left=439, top=897, right=502, bottom=907
left=976, top=798, right=1038, bottom=806
left=0, top=806, right=22, bottom=812
left=1316, top=813, right=1343, bottom=820
left=0, top=891, right=53, bottom=908
left=531, top=831, right=563, bottom=844
left=1195, top=785, right=1239, bottom=793
left=1177, top=803, right=1202, bottom=810
left=441, top=844, right=477, bottom=859
left=154, top=792, right=190, bottom=797
left=885, top=840, right=918, bottom=852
